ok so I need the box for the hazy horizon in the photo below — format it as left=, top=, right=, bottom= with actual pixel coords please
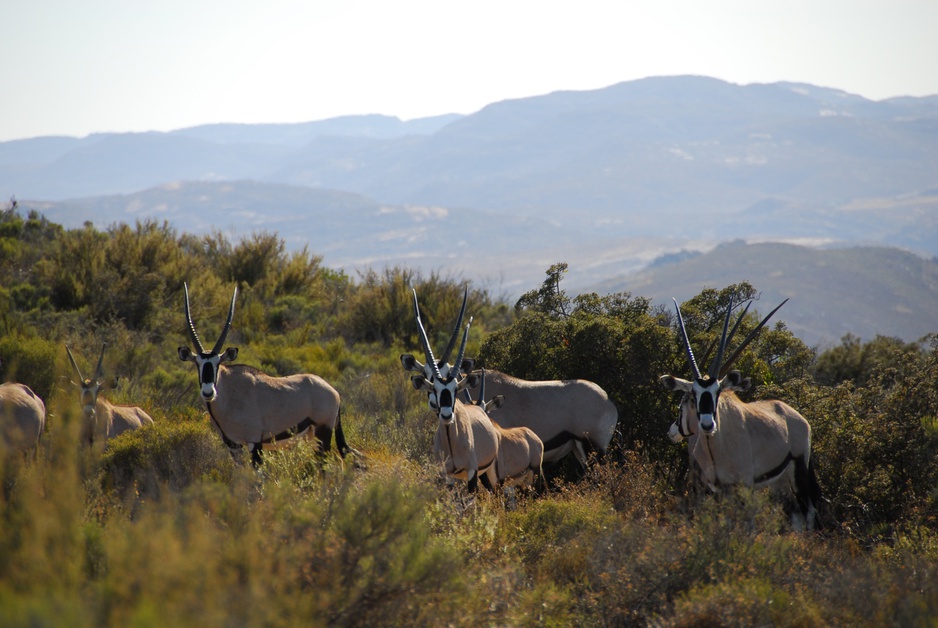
left=3, top=1, right=936, bottom=142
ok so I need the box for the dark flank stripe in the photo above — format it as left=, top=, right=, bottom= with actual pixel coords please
left=541, top=431, right=578, bottom=452
left=755, top=453, right=794, bottom=484
left=264, top=417, right=316, bottom=443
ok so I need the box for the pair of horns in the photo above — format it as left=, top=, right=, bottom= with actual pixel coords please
left=413, top=286, right=471, bottom=380
left=66, top=343, right=105, bottom=382
left=673, top=296, right=788, bottom=380
left=184, top=282, right=237, bottom=355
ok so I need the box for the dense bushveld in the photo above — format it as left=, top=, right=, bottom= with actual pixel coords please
left=1, top=210, right=937, bottom=626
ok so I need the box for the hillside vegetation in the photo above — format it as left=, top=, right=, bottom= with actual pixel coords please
left=1, top=213, right=937, bottom=626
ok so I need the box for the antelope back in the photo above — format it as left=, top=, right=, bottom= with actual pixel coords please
left=0, top=382, right=45, bottom=453
left=464, top=370, right=617, bottom=451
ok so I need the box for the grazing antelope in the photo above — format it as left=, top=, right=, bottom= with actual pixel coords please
left=66, top=343, right=153, bottom=447
left=0, top=361, right=46, bottom=456
left=178, top=283, right=351, bottom=465
left=660, top=297, right=822, bottom=531
left=461, top=369, right=618, bottom=470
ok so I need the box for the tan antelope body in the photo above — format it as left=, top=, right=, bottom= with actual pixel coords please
left=402, top=289, right=545, bottom=492
left=205, top=363, right=342, bottom=454
left=67, top=344, right=153, bottom=447
left=0, top=382, right=46, bottom=455
left=482, top=397, right=544, bottom=488
left=661, top=297, right=822, bottom=531
left=179, top=284, right=351, bottom=465
left=464, top=370, right=617, bottom=468
left=465, top=372, right=544, bottom=488
left=430, top=396, right=500, bottom=490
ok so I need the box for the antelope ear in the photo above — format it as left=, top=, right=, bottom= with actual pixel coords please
left=722, top=370, right=751, bottom=392
left=488, top=394, right=505, bottom=410
left=465, top=371, right=482, bottom=388
left=410, top=374, right=431, bottom=391
left=103, top=376, right=119, bottom=390
left=221, top=347, right=239, bottom=363
left=401, top=354, right=424, bottom=373
left=178, top=347, right=195, bottom=362
left=459, top=358, right=475, bottom=374
left=668, top=422, right=685, bottom=443
left=660, top=375, right=693, bottom=392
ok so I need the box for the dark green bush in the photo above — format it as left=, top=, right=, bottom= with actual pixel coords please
left=0, top=333, right=58, bottom=401
left=100, top=417, right=235, bottom=499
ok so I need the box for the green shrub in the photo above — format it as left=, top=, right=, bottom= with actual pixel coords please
left=100, top=418, right=235, bottom=499
left=0, top=333, right=58, bottom=401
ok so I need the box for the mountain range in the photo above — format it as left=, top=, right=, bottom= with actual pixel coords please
left=3, top=75, right=937, bottom=346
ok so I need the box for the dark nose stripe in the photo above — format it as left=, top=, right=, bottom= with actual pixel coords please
left=200, top=362, right=215, bottom=384
left=438, top=388, right=453, bottom=410
left=698, top=391, right=715, bottom=416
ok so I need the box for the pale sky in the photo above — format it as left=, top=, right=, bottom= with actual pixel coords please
left=2, top=0, right=936, bottom=142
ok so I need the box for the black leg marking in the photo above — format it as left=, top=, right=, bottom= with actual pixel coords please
left=479, top=472, right=495, bottom=492
left=314, top=424, right=333, bottom=453
left=333, top=409, right=351, bottom=457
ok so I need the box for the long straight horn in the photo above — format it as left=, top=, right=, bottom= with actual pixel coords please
left=65, top=344, right=84, bottom=381
left=454, top=316, right=473, bottom=378
left=94, top=343, right=107, bottom=381
left=210, top=286, right=238, bottom=355
left=700, top=301, right=751, bottom=368
left=413, top=289, right=442, bottom=380
left=673, top=298, right=702, bottom=380
left=719, top=298, right=789, bottom=378
left=709, top=297, right=734, bottom=379
left=184, top=283, right=206, bottom=354
left=438, top=286, right=468, bottom=368
left=477, top=367, right=486, bottom=406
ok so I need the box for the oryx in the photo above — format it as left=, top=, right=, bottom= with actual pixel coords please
left=461, top=369, right=618, bottom=469
left=466, top=369, right=545, bottom=490
left=401, top=289, right=545, bottom=492
left=660, top=297, right=822, bottom=531
left=66, top=343, right=153, bottom=447
left=178, top=283, right=352, bottom=465
left=0, top=360, right=46, bottom=456
left=401, top=287, right=500, bottom=493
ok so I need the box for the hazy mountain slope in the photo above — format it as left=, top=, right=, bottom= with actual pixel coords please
left=4, top=77, right=936, bottom=248
left=266, top=77, right=938, bottom=218
left=0, top=114, right=460, bottom=199
left=170, top=113, right=462, bottom=145
left=30, top=180, right=599, bottom=286
left=589, top=241, right=938, bottom=346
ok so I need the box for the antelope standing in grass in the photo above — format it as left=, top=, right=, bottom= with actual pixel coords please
left=402, top=288, right=545, bottom=493
left=178, top=283, right=352, bottom=465
left=466, top=369, right=545, bottom=490
left=66, top=344, right=153, bottom=447
left=461, top=369, right=617, bottom=470
left=0, top=359, right=46, bottom=456
left=401, top=288, right=499, bottom=493
left=660, top=297, right=822, bottom=531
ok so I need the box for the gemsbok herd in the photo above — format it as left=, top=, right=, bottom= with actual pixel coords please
left=0, top=282, right=822, bottom=530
